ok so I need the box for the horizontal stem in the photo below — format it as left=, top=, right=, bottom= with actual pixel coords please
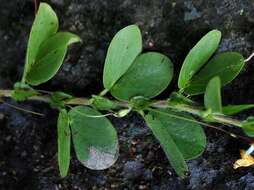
left=151, top=100, right=242, bottom=128
left=0, top=90, right=243, bottom=128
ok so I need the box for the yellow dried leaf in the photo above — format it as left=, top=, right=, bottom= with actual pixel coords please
left=233, top=150, right=254, bottom=169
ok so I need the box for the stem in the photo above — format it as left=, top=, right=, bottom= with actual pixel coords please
left=0, top=90, right=244, bottom=128
left=151, top=100, right=242, bottom=128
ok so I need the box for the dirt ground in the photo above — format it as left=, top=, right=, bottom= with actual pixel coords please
left=1, top=0, right=254, bottom=189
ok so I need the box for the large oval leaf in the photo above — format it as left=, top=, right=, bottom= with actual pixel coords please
left=185, top=52, right=245, bottom=95
left=23, top=3, right=58, bottom=81
left=57, top=109, right=71, bottom=178
left=69, top=106, right=118, bottom=170
left=103, top=25, right=142, bottom=90
left=146, top=109, right=206, bottom=160
left=110, top=52, right=173, bottom=100
left=204, top=76, right=222, bottom=113
left=178, top=30, right=221, bottom=89
left=26, top=32, right=81, bottom=85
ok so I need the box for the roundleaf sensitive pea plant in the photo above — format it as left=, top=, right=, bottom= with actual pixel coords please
left=2, top=2, right=254, bottom=178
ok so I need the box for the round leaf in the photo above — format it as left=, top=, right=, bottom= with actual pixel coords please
left=26, top=47, right=67, bottom=85
left=185, top=52, right=245, bottom=95
left=110, top=52, right=173, bottom=100
left=204, top=76, right=222, bottom=113
left=69, top=106, right=119, bottom=170
left=178, top=30, right=221, bottom=89
left=23, top=3, right=58, bottom=81
left=103, top=25, right=142, bottom=90
left=26, top=32, right=81, bottom=85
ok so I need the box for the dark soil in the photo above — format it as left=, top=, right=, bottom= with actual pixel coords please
left=1, top=0, right=254, bottom=189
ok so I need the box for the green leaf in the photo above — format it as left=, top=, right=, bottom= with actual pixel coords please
left=222, top=104, right=254, bottom=115
left=23, top=3, right=58, bottom=81
left=36, top=32, right=81, bottom=60
left=168, top=92, right=196, bottom=106
left=26, top=32, right=81, bottom=85
left=110, top=52, right=173, bottom=100
left=129, top=96, right=152, bottom=111
left=144, top=109, right=206, bottom=177
left=57, top=109, right=71, bottom=178
left=184, top=52, right=245, bottom=95
left=178, top=30, right=221, bottom=89
left=204, top=76, right=222, bottom=113
left=103, top=25, right=142, bottom=90
left=11, top=82, right=39, bottom=101
left=49, top=91, right=73, bottom=109
left=145, top=113, right=188, bottom=178
left=69, top=106, right=119, bottom=170
left=241, top=117, right=254, bottom=137
left=91, top=95, right=119, bottom=110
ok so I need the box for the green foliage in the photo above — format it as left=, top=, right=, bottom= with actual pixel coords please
left=23, top=3, right=81, bottom=86
left=11, top=82, right=39, bottom=101
left=50, top=91, right=73, bottom=109
left=26, top=33, right=81, bottom=85
left=168, top=92, right=196, bottom=106
left=241, top=117, right=254, bottom=137
left=91, top=95, right=119, bottom=110
left=103, top=25, right=142, bottom=90
left=184, top=52, right=245, bottom=95
left=69, top=106, right=119, bottom=170
left=178, top=30, right=221, bottom=89
left=204, top=76, right=222, bottom=113
left=145, top=109, right=206, bottom=177
left=110, top=52, right=173, bottom=100
left=57, top=109, right=71, bottom=178
left=13, top=2, right=252, bottom=178
left=223, top=104, right=254, bottom=115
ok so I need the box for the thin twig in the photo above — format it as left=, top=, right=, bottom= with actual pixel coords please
left=245, top=52, right=254, bottom=62
left=0, top=99, right=44, bottom=117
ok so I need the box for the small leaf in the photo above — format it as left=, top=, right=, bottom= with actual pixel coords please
left=91, top=95, right=119, bottom=110
left=185, top=52, right=245, bottom=95
left=144, top=109, right=206, bottom=177
left=241, top=117, right=254, bottom=137
left=69, top=106, right=119, bottom=170
left=11, top=82, right=39, bottom=101
left=178, top=30, right=221, bottom=89
left=168, top=92, right=196, bottom=106
left=50, top=91, right=73, bottom=109
left=110, top=52, right=173, bottom=100
left=26, top=47, right=67, bottom=85
left=129, top=96, right=151, bottom=111
left=26, top=32, right=81, bottom=85
left=204, top=76, right=222, bottom=113
left=103, top=25, right=142, bottom=90
left=23, top=3, right=58, bottom=81
left=223, top=104, right=254, bottom=115
left=57, top=109, right=71, bottom=178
